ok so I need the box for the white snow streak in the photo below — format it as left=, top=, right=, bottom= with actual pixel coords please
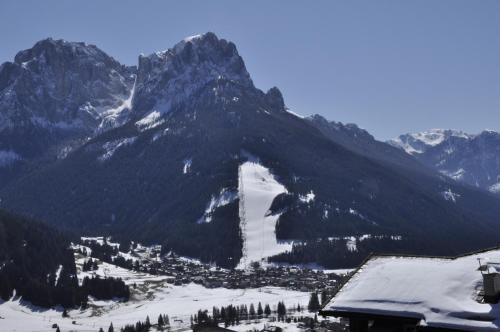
left=54, top=265, right=63, bottom=285
left=135, top=110, right=165, bottom=131
left=183, top=158, right=192, bottom=174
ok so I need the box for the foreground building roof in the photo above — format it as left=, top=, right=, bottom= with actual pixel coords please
left=322, top=248, right=500, bottom=331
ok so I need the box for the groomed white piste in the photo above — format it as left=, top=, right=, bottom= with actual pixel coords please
left=325, top=248, right=500, bottom=331
left=237, top=156, right=293, bottom=269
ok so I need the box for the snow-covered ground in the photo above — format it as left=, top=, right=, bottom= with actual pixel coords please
left=0, top=283, right=310, bottom=332
left=237, top=160, right=293, bottom=269
left=0, top=253, right=310, bottom=332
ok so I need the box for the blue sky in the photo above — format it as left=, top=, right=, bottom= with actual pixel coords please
left=1, top=0, right=499, bottom=140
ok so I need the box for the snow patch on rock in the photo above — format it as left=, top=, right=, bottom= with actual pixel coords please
left=198, top=188, right=238, bottom=223
left=0, top=150, right=21, bottom=167
left=286, top=109, right=304, bottom=119
left=442, top=188, right=460, bottom=203
left=135, top=110, right=165, bottom=131
left=183, top=158, right=192, bottom=174
left=489, top=182, right=500, bottom=194
left=299, top=191, right=315, bottom=204
left=98, top=137, right=137, bottom=161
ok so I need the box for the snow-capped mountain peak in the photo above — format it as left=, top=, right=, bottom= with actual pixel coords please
left=388, top=129, right=472, bottom=155
left=389, top=128, right=500, bottom=195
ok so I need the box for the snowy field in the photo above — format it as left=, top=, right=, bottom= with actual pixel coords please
left=0, top=256, right=310, bottom=332
left=237, top=159, right=293, bottom=269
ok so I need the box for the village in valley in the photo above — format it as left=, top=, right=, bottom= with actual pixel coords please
left=70, top=237, right=351, bottom=332
left=79, top=237, right=346, bottom=293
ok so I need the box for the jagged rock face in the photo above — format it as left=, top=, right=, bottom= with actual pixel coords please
left=133, top=33, right=254, bottom=121
left=390, top=130, right=500, bottom=194
left=0, top=38, right=135, bottom=165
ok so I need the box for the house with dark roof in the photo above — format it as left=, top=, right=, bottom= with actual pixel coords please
left=320, top=248, right=500, bottom=331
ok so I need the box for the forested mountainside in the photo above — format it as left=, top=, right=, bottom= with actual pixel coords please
left=0, top=210, right=85, bottom=307
left=0, top=211, right=128, bottom=308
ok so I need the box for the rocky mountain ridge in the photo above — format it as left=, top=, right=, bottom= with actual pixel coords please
left=390, top=129, right=500, bottom=194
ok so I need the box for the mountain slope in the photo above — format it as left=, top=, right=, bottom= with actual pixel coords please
left=390, top=129, right=500, bottom=194
left=1, top=33, right=500, bottom=269
left=307, top=114, right=433, bottom=174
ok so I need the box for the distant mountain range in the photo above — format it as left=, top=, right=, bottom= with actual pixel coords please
left=1, top=33, right=500, bottom=268
left=389, top=129, right=500, bottom=194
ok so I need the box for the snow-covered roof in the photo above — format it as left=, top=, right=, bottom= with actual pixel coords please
left=323, top=248, right=500, bottom=331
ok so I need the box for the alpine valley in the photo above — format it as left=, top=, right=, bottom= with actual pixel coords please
left=2, top=32, right=500, bottom=273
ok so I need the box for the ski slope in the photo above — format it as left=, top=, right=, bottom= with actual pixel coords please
left=237, top=160, right=293, bottom=269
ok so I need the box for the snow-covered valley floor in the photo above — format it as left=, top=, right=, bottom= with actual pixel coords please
left=0, top=257, right=311, bottom=332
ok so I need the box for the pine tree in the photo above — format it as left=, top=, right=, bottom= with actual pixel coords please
left=257, top=302, right=263, bottom=317
left=145, top=315, right=151, bottom=328
left=308, top=292, right=321, bottom=312
left=158, top=314, right=164, bottom=326
left=164, top=314, right=170, bottom=325
left=249, top=303, right=256, bottom=319
left=277, top=301, right=287, bottom=318
left=264, top=304, right=271, bottom=317
left=108, top=322, right=114, bottom=332
left=99, top=328, right=104, bottom=332
left=56, top=328, right=61, bottom=332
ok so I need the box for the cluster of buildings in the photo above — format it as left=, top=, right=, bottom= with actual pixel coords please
left=161, top=256, right=343, bottom=292
left=129, top=246, right=345, bottom=292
